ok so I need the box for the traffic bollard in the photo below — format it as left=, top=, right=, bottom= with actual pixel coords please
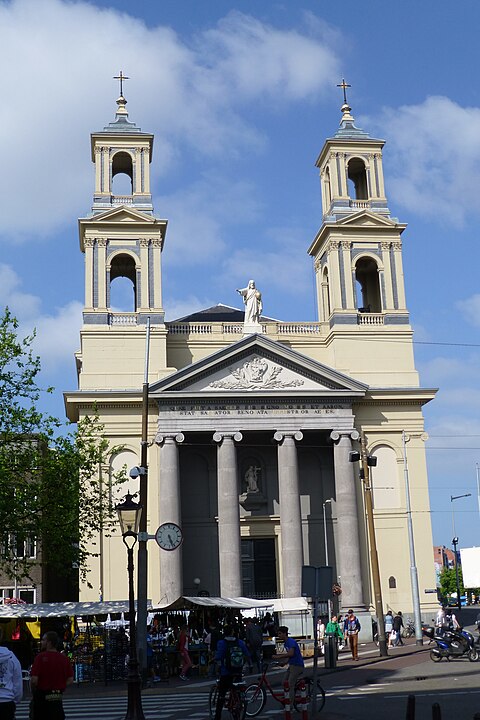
left=297, top=679, right=309, bottom=720
left=432, top=703, right=441, bottom=720
left=283, top=680, right=292, bottom=720
left=405, top=694, right=415, bottom=719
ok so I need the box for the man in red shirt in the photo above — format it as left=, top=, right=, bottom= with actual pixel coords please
left=30, top=631, right=73, bottom=720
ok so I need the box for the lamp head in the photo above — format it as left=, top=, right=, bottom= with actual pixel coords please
left=349, top=451, right=360, bottom=463
left=116, top=492, right=142, bottom=538
left=452, top=536, right=459, bottom=545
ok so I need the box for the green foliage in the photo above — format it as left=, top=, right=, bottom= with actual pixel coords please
left=0, top=307, right=127, bottom=588
left=439, top=566, right=464, bottom=598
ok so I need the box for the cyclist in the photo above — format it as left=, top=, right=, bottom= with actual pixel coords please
left=213, top=625, right=250, bottom=720
left=274, top=626, right=304, bottom=706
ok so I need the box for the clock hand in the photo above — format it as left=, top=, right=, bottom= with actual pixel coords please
left=168, top=533, right=174, bottom=547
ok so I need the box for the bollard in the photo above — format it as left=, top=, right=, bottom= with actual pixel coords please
left=297, top=679, right=309, bottom=720
left=283, top=680, right=292, bottom=720
left=432, top=703, right=442, bottom=720
left=406, top=694, right=415, bottom=720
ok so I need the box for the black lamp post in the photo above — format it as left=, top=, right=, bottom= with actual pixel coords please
left=452, top=536, right=462, bottom=615
left=116, top=492, right=146, bottom=720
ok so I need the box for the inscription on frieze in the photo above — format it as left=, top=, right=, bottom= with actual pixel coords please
left=159, top=402, right=345, bottom=418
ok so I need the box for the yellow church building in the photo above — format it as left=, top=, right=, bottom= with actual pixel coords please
left=64, top=89, right=438, bottom=624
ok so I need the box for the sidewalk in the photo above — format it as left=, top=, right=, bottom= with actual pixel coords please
left=61, top=637, right=428, bottom=699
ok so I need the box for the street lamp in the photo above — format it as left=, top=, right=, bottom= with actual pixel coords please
left=450, top=494, right=471, bottom=615
left=116, top=492, right=146, bottom=720
left=450, top=493, right=471, bottom=539
left=349, top=434, right=388, bottom=657
left=323, top=498, right=333, bottom=621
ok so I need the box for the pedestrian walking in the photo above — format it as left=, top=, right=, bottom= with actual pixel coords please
left=393, top=611, right=404, bottom=646
left=325, top=615, right=344, bottom=657
left=345, top=610, right=361, bottom=661
left=30, top=631, right=73, bottom=720
left=384, top=610, right=394, bottom=644
left=0, top=642, right=22, bottom=720
left=178, top=625, right=192, bottom=680
left=245, top=618, right=263, bottom=674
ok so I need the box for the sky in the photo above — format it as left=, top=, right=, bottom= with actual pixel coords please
left=2, top=0, right=480, bottom=554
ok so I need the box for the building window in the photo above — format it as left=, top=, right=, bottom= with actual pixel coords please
left=0, top=587, right=36, bottom=604
left=388, top=576, right=397, bottom=589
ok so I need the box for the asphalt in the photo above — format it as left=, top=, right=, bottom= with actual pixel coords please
left=59, top=636, right=430, bottom=700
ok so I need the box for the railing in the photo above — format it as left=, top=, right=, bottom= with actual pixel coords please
left=166, top=322, right=322, bottom=336
left=168, top=324, right=213, bottom=334
left=277, top=323, right=321, bottom=334
left=357, top=313, right=384, bottom=325
left=349, top=199, right=371, bottom=210
left=111, top=195, right=133, bottom=205
left=109, top=313, right=137, bottom=326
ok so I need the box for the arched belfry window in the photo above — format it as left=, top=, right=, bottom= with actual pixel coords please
left=347, top=158, right=368, bottom=200
left=355, top=257, right=381, bottom=313
left=389, top=576, right=397, bottom=589
left=109, top=253, right=137, bottom=311
left=111, top=151, right=133, bottom=195
left=324, top=167, right=332, bottom=208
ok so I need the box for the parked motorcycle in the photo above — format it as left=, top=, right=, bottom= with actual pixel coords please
left=423, top=625, right=479, bottom=662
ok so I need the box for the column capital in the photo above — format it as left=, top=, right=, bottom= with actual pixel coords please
left=155, top=432, right=185, bottom=446
left=274, top=430, right=303, bottom=443
left=213, top=431, right=243, bottom=444
left=330, top=429, right=359, bottom=443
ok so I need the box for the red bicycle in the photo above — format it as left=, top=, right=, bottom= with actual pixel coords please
left=244, top=663, right=325, bottom=716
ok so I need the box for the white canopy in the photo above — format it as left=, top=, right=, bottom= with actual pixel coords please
left=0, top=600, right=152, bottom=619
left=155, top=596, right=309, bottom=612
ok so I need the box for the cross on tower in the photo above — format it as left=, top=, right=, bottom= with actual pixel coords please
left=113, top=70, right=129, bottom=97
left=337, top=78, right=351, bottom=105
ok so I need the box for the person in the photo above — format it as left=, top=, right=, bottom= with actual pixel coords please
left=0, top=643, right=22, bottom=720
left=214, top=625, right=250, bottom=720
left=206, top=621, right=221, bottom=679
left=317, top=616, right=326, bottom=655
left=384, top=610, right=394, bottom=643
left=345, top=610, right=361, bottom=661
left=178, top=625, right=192, bottom=681
left=30, top=630, right=73, bottom=720
left=245, top=618, right=263, bottom=674
left=274, top=626, right=304, bottom=706
left=261, top=612, right=276, bottom=638
left=236, top=280, right=263, bottom=325
left=325, top=615, right=344, bottom=657
left=393, top=611, right=404, bottom=646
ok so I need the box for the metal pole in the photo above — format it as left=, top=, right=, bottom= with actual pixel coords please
left=360, top=432, right=388, bottom=657
left=99, top=465, right=104, bottom=602
left=452, top=537, right=461, bottom=615
left=323, top=499, right=332, bottom=622
left=402, top=431, right=423, bottom=645
left=477, top=464, right=480, bottom=527
left=311, top=595, right=319, bottom=716
left=136, top=318, right=151, bottom=678
left=125, top=539, right=145, bottom=720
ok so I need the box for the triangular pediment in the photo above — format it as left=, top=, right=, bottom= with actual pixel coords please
left=337, top=211, right=398, bottom=227
left=150, top=335, right=367, bottom=396
left=81, top=206, right=158, bottom=224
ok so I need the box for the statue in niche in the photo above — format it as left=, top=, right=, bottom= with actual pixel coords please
left=236, top=280, right=263, bottom=325
left=244, top=465, right=261, bottom=494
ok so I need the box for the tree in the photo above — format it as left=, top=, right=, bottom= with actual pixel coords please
left=0, top=307, right=126, bottom=592
left=439, top=566, right=464, bottom=599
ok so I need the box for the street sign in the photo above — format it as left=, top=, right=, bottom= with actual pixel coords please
left=424, top=589, right=438, bottom=594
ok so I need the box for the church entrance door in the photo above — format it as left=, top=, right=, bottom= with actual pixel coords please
left=241, top=538, right=277, bottom=598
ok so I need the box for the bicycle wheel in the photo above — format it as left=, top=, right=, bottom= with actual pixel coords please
left=230, top=689, right=247, bottom=720
left=209, top=684, right=219, bottom=720
left=296, top=677, right=326, bottom=713
left=244, top=683, right=267, bottom=717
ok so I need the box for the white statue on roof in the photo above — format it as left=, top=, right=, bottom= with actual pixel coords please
left=236, top=280, right=263, bottom=326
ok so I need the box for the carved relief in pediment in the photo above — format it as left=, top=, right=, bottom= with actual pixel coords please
left=209, top=356, right=304, bottom=391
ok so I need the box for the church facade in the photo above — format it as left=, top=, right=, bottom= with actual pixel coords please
left=65, top=92, right=438, bottom=617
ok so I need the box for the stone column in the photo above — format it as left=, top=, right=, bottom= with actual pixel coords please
left=330, top=430, right=364, bottom=609
left=274, top=431, right=304, bottom=598
left=156, top=432, right=184, bottom=606
left=213, top=432, right=243, bottom=597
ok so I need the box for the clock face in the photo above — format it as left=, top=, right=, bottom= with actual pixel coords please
left=155, top=522, right=183, bottom=551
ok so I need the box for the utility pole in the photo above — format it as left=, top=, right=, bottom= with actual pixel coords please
left=136, top=318, right=151, bottom=677
left=402, top=431, right=423, bottom=645
left=358, top=433, right=388, bottom=657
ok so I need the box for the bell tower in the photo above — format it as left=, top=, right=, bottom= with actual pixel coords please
left=72, top=85, right=170, bottom=394
left=309, top=89, right=409, bottom=329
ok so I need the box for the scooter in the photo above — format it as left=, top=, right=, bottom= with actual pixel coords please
left=424, top=626, right=479, bottom=662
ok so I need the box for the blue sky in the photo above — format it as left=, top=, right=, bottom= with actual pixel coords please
left=2, top=0, right=480, bottom=552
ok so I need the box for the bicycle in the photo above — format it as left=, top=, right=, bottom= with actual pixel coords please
left=244, top=662, right=326, bottom=717
left=209, top=678, right=247, bottom=720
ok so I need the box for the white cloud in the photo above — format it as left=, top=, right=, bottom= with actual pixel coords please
left=0, top=0, right=339, bottom=239
left=457, top=294, right=480, bottom=327
left=0, top=263, right=81, bottom=371
left=368, top=96, right=480, bottom=225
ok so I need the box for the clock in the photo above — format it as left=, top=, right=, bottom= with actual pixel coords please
left=155, top=522, right=183, bottom=551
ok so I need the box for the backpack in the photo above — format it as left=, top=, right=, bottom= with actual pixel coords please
left=225, top=639, right=244, bottom=672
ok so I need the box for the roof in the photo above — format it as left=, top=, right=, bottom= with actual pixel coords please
left=168, top=304, right=277, bottom=323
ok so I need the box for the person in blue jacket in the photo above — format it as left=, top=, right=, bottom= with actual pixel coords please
left=213, top=625, right=250, bottom=720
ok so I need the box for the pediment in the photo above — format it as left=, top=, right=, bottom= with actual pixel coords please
left=150, top=334, right=367, bottom=396
left=81, top=206, right=157, bottom=224
left=337, top=211, right=398, bottom=227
